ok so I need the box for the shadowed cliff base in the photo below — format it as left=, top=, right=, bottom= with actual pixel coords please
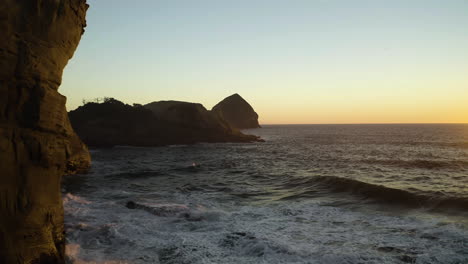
left=69, top=98, right=262, bottom=148
left=0, top=0, right=90, bottom=263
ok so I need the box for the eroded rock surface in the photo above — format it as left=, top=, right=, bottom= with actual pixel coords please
left=212, top=94, right=261, bottom=129
left=0, top=0, right=89, bottom=263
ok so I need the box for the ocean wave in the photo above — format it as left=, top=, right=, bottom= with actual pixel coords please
left=405, top=141, right=468, bottom=149
left=362, top=158, right=468, bottom=170
left=124, top=200, right=224, bottom=222
left=104, top=170, right=164, bottom=179
left=280, top=176, right=468, bottom=211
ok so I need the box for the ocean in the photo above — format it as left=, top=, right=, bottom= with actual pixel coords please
left=63, top=124, right=468, bottom=264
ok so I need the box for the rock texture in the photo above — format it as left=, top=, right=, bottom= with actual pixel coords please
left=212, top=94, right=261, bottom=129
left=69, top=98, right=261, bottom=147
left=0, top=1, right=89, bottom=263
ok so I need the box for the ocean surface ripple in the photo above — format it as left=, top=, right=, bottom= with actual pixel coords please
left=63, top=124, right=468, bottom=264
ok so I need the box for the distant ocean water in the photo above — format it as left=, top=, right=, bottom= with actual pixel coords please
left=63, top=124, right=468, bottom=264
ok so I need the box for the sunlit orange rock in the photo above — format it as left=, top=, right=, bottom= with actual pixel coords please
left=0, top=0, right=90, bottom=263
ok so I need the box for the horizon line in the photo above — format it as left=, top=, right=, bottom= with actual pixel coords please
left=258, top=122, right=468, bottom=126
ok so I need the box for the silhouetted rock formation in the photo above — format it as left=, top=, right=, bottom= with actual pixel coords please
left=0, top=0, right=89, bottom=263
left=212, top=94, right=261, bottom=129
left=145, top=100, right=232, bottom=131
left=69, top=98, right=261, bottom=147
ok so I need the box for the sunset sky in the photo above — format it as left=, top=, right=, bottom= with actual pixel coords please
left=61, top=0, right=468, bottom=124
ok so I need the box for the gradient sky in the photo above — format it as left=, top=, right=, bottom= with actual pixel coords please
left=61, top=0, right=468, bottom=124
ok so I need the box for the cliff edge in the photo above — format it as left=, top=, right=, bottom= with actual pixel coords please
left=0, top=1, right=89, bottom=263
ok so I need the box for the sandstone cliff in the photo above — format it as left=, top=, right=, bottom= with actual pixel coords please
left=0, top=1, right=89, bottom=263
left=212, top=94, right=261, bottom=129
left=69, top=98, right=261, bottom=147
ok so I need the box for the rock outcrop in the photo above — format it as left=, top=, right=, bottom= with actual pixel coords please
left=212, top=94, right=261, bottom=129
left=144, top=100, right=232, bottom=132
left=0, top=1, right=89, bottom=263
left=69, top=98, right=261, bottom=147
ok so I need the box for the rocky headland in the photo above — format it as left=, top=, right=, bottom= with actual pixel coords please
left=69, top=98, right=262, bottom=147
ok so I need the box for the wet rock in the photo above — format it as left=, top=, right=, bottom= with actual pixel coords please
left=126, top=201, right=137, bottom=209
left=398, top=255, right=417, bottom=263
left=222, top=232, right=257, bottom=247
left=221, top=232, right=265, bottom=257
left=377, top=246, right=405, bottom=253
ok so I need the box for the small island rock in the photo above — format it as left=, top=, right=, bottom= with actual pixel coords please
left=212, top=94, right=261, bottom=129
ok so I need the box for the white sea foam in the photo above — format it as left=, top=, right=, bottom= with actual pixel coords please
left=64, top=189, right=468, bottom=264
left=63, top=124, right=468, bottom=263
left=64, top=193, right=91, bottom=205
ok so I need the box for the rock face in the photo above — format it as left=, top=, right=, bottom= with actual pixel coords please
left=144, top=101, right=232, bottom=132
left=0, top=1, right=89, bottom=263
left=69, top=98, right=261, bottom=147
left=212, top=94, right=261, bottom=129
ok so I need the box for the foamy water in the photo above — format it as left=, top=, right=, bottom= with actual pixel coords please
left=63, top=124, right=468, bottom=263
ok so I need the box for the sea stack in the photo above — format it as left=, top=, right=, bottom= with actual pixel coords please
left=212, top=94, right=261, bottom=129
left=68, top=98, right=261, bottom=147
left=0, top=1, right=89, bottom=263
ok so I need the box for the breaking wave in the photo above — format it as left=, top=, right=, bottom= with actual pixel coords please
left=362, top=158, right=468, bottom=170
left=280, top=175, right=468, bottom=211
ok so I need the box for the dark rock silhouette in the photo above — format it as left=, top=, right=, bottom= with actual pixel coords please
left=126, top=201, right=138, bottom=209
left=212, top=94, right=261, bottom=129
left=0, top=0, right=89, bottom=263
left=145, top=101, right=232, bottom=132
left=69, top=98, right=261, bottom=147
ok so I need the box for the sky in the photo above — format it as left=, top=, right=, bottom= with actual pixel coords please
left=61, top=0, right=468, bottom=124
